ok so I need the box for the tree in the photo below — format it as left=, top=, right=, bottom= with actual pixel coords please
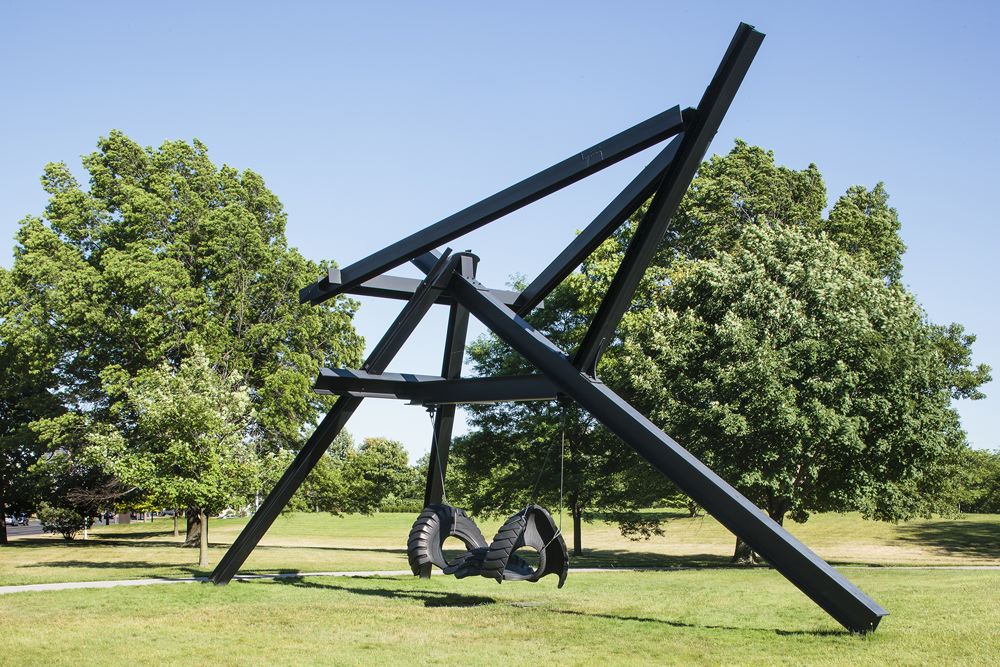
left=950, top=448, right=1000, bottom=513
left=0, top=268, right=63, bottom=545
left=91, top=348, right=254, bottom=567
left=610, top=143, right=988, bottom=561
left=4, top=131, right=364, bottom=538
left=458, top=140, right=989, bottom=563
left=610, top=222, right=991, bottom=560
left=37, top=503, right=86, bottom=540
left=822, top=183, right=906, bottom=284
left=341, top=437, right=417, bottom=513
left=291, top=431, right=354, bottom=514
left=28, top=414, right=124, bottom=541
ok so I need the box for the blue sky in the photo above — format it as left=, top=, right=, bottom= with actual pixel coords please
left=2, top=2, right=997, bottom=458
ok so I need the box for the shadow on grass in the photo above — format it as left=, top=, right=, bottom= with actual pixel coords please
left=264, top=576, right=845, bottom=636
left=89, top=529, right=177, bottom=540
left=567, top=549, right=730, bottom=568
left=894, top=519, right=1000, bottom=559
left=20, top=560, right=216, bottom=577
left=2, top=535, right=186, bottom=549
left=6, top=535, right=737, bottom=570
left=1, top=537, right=410, bottom=556
left=550, top=609, right=845, bottom=637
left=267, top=576, right=496, bottom=607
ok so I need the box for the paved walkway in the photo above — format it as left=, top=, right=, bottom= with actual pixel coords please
left=2, top=565, right=998, bottom=596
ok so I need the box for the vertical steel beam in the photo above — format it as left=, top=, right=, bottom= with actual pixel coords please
left=440, top=264, right=887, bottom=634
left=573, top=23, right=764, bottom=376
left=416, top=255, right=473, bottom=579
left=210, top=251, right=458, bottom=585
left=422, top=255, right=475, bottom=509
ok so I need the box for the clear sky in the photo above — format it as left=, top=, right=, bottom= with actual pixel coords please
left=2, top=2, right=997, bottom=459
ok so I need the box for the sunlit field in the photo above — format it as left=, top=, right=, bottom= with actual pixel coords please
left=1, top=511, right=998, bottom=665
left=1, top=510, right=997, bottom=586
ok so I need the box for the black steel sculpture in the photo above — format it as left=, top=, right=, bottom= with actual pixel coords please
left=211, top=23, right=889, bottom=634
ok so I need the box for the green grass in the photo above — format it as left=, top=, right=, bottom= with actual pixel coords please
left=1, top=569, right=997, bottom=665
left=1, top=511, right=998, bottom=664
left=1, top=510, right=998, bottom=586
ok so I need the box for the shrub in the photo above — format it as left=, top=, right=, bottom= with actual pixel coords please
left=37, top=503, right=85, bottom=540
left=378, top=495, right=424, bottom=513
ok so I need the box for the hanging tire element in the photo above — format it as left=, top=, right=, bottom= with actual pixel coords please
left=480, top=504, right=569, bottom=588
left=406, top=503, right=488, bottom=576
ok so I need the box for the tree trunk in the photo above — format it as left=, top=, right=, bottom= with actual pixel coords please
left=0, top=490, right=7, bottom=546
left=686, top=499, right=702, bottom=517
left=732, top=536, right=758, bottom=564
left=172, top=511, right=179, bottom=537
left=572, top=502, right=583, bottom=557
left=183, top=508, right=201, bottom=547
left=732, top=502, right=786, bottom=564
left=198, top=509, right=209, bottom=568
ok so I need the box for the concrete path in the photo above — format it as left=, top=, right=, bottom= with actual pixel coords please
left=2, top=565, right=998, bottom=596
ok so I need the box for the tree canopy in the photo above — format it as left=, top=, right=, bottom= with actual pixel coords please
left=1, top=131, right=365, bottom=545
left=455, top=140, right=990, bottom=560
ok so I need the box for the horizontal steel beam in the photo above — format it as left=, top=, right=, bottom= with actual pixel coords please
left=301, top=105, right=686, bottom=305
left=301, top=270, right=520, bottom=307
left=314, top=368, right=558, bottom=405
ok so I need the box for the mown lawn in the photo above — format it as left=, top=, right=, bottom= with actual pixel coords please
left=1, top=511, right=998, bottom=665
left=1, top=510, right=998, bottom=586
left=1, top=568, right=997, bottom=665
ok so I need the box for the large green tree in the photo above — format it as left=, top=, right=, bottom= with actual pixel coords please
left=610, top=222, right=987, bottom=559
left=4, top=131, right=364, bottom=533
left=458, top=141, right=989, bottom=562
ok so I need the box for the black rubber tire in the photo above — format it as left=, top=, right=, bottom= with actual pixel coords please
left=481, top=512, right=529, bottom=582
left=406, top=504, right=488, bottom=575
left=481, top=505, right=568, bottom=587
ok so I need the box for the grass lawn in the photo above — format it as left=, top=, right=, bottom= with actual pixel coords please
left=1, top=510, right=998, bottom=586
left=1, top=511, right=998, bottom=665
left=0, top=569, right=997, bottom=665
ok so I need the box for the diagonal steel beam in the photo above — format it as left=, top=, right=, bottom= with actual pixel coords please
left=210, top=250, right=459, bottom=585
left=574, top=23, right=763, bottom=376
left=513, top=133, right=684, bottom=316
left=434, top=256, right=887, bottom=634
left=300, top=105, right=686, bottom=305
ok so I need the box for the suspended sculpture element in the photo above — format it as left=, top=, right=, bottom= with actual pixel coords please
left=211, top=22, right=889, bottom=634
left=407, top=503, right=568, bottom=586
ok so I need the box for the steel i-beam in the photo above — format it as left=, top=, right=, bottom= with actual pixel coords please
left=300, top=107, right=685, bottom=305
left=574, top=24, right=763, bottom=376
